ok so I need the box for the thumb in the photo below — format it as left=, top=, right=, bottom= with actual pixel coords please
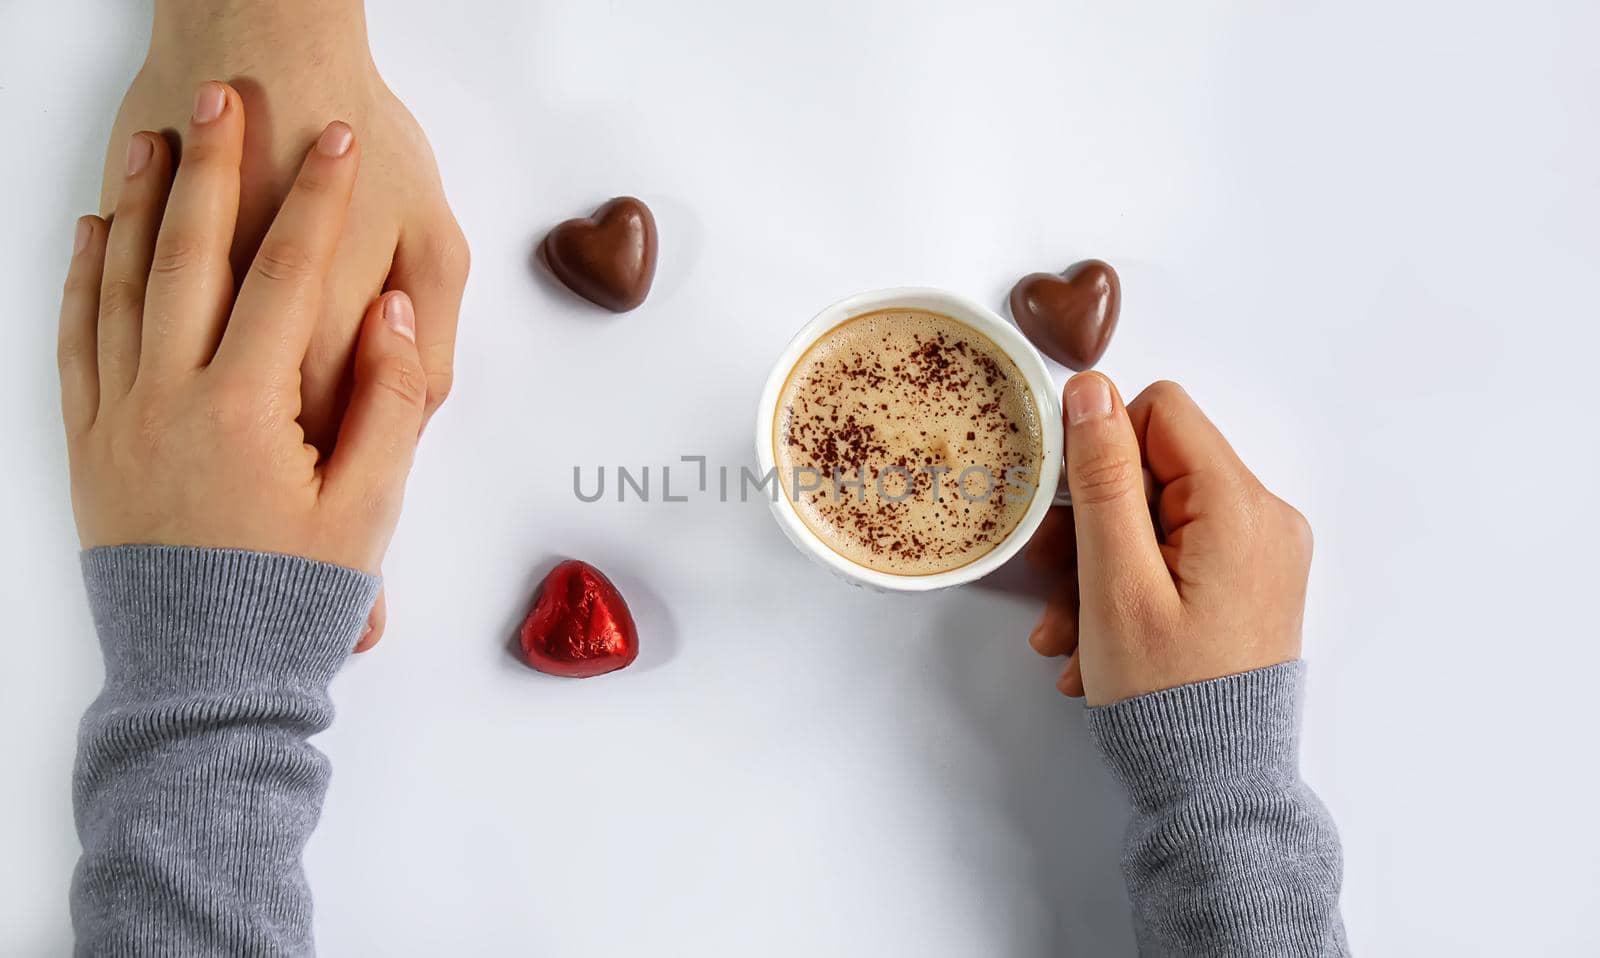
left=324, top=291, right=426, bottom=518
left=1062, top=372, right=1171, bottom=606
left=354, top=585, right=387, bottom=653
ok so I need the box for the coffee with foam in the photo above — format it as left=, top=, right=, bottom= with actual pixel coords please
left=773, top=309, right=1044, bottom=576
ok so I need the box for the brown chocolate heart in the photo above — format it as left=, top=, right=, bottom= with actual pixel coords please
left=541, top=196, right=658, bottom=312
left=1008, top=259, right=1121, bottom=371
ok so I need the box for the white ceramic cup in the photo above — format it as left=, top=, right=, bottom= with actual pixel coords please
left=755, top=287, right=1070, bottom=592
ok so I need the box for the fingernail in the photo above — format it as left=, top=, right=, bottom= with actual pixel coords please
left=385, top=292, right=416, bottom=341
left=316, top=121, right=354, bottom=158
left=192, top=82, right=227, bottom=124
left=125, top=133, right=153, bottom=176
left=1065, top=374, right=1113, bottom=425
left=73, top=218, right=91, bottom=254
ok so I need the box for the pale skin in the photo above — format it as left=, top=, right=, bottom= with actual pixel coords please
left=1027, top=373, right=1313, bottom=705
left=62, top=84, right=424, bottom=599
left=73, top=12, right=1309, bottom=701
left=102, top=0, right=469, bottom=648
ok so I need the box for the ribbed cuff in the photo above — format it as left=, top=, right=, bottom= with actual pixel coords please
left=80, top=545, right=379, bottom=697
left=1086, top=661, right=1305, bottom=813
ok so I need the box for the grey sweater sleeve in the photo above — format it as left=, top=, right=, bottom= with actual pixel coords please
left=72, top=545, right=378, bottom=957
left=1086, top=661, right=1348, bottom=957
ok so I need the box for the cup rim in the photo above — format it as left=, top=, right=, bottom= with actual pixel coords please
left=754, top=286, right=1063, bottom=592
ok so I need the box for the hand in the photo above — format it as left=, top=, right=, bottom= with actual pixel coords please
left=103, top=4, right=468, bottom=648
left=1026, top=374, right=1313, bottom=705
left=61, top=83, right=426, bottom=589
left=101, top=5, right=468, bottom=451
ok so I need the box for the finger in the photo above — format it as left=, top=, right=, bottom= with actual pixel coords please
left=1025, top=506, right=1076, bottom=571
left=1155, top=472, right=1220, bottom=538
left=321, top=291, right=426, bottom=557
left=1056, top=652, right=1085, bottom=697
left=1125, top=380, right=1252, bottom=489
left=390, top=212, right=470, bottom=426
left=99, top=131, right=173, bottom=398
left=59, top=217, right=109, bottom=436
left=142, top=81, right=245, bottom=373
left=1126, top=381, right=1263, bottom=542
left=1028, top=578, right=1080, bottom=658
left=1062, top=372, right=1173, bottom=603
left=215, top=121, right=359, bottom=376
left=355, top=587, right=386, bottom=653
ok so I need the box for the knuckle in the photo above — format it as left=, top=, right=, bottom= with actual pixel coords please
left=373, top=356, right=428, bottom=407
left=1070, top=451, right=1139, bottom=505
left=203, top=378, right=272, bottom=433
left=178, top=139, right=229, bottom=170
left=1144, top=379, right=1188, bottom=407
left=100, top=277, right=144, bottom=317
left=294, top=165, right=337, bottom=196
left=252, top=240, right=315, bottom=283
left=149, top=235, right=205, bottom=276
left=1277, top=499, right=1315, bottom=559
left=1203, top=469, right=1258, bottom=523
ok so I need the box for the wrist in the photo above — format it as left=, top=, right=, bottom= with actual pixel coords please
left=81, top=545, right=377, bottom=696
left=147, top=0, right=373, bottom=81
left=1086, top=661, right=1307, bottom=812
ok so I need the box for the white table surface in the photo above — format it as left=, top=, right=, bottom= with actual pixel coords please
left=4, top=2, right=1598, bottom=954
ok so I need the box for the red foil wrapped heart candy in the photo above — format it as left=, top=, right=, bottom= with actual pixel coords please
left=519, top=560, right=639, bottom=678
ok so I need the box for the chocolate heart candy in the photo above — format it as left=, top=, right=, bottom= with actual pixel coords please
left=541, top=197, right=658, bottom=312
left=519, top=560, right=639, bottom=678
left=1008, top=259, right=1121, bottom=371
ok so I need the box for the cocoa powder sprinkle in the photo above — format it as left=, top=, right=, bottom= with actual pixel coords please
left=774, top=309, right=1044, bottom=575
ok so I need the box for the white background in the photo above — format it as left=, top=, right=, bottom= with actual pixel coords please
left=3, top=1, right=1598, bottom=954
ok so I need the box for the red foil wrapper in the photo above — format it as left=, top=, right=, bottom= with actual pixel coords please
left=519, top=560, right=639, bottom=678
